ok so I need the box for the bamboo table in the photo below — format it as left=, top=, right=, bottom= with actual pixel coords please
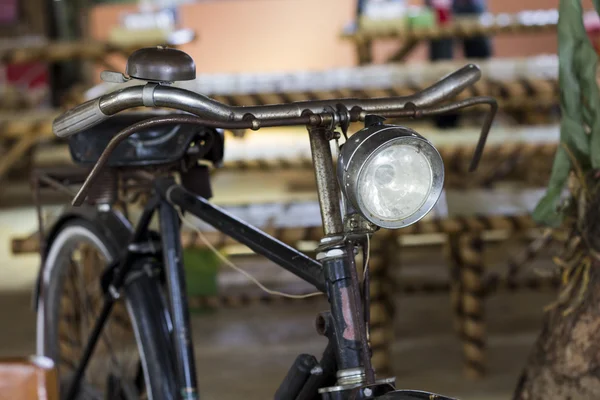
left=341, top=10, right=559, bottom=64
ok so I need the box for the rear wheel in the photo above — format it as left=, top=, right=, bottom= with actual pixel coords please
left=37, top=218, right=177, bottom=399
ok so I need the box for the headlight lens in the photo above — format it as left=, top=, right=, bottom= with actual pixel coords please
left=358, top=142, right=433, bottom=221
left=338, top=123, right=444, bottom=229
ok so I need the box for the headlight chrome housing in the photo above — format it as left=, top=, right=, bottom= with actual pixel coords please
left=337, top=121, right=444, bottom=230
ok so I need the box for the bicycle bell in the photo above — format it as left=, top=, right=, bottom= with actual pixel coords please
left=101, top=46, right=196, bottom=84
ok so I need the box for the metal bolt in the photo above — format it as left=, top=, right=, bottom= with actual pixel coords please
left=310, top=365, right=323, bottom=375
left=363, top=388, right=373, bottom=397
left=350, top=220, right=359, bottom=228
left=324, top=130, right=341, bottom=140
left=97, top=203, right=111, bottom=212
left=108, top=285, right=121, bottom=300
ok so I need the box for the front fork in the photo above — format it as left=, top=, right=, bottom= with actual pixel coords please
left=306, top=126, right=396, bottom=399
left=316, top=246, right=397, bottom=400
left=320, top=251, right=363, bottom=373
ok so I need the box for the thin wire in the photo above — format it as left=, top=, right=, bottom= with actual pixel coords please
left=362, top=234, right=371, bottom=282
left=176, top=207, right=323, bottom=299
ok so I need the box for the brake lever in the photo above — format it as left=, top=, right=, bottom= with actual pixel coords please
left=467, top=98, right=497, bottom=172
left=360, top=96, right=497, bottom=172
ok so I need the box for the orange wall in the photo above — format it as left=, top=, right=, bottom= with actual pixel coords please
left=90, top=0, right=559, bottom=74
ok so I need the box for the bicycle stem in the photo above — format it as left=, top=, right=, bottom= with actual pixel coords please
left=308, top=126, right=344, bottom=236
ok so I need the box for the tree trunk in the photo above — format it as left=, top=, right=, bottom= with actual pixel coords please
left=513, top=260, right=600, bottom=400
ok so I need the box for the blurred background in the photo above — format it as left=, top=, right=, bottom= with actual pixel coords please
left=0, top=0, right=592, bottom=399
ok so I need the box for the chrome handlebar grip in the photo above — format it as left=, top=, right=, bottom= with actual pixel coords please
left=53, top=98, right=108, bottom=138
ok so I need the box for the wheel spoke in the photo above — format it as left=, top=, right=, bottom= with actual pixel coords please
left=51, top=232, right=149, bottom=398
left=79, top=244, right=136, bottom=391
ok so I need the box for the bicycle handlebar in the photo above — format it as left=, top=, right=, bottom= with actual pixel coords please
left=53, top=64, right=482, bottom=138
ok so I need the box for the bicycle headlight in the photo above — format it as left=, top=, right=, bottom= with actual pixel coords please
left=338, top=122, right=444, bottom=229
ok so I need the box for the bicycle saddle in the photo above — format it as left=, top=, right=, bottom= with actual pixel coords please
left=68, top=113, right=220, bottom=167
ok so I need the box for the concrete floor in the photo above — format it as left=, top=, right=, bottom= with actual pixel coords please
left=0, top=285, right=552, bottom=400
left=0, top=206, right=555, bottom=400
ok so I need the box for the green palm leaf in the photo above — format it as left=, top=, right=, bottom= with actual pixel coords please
left=533, top=0, right=600, bottom=226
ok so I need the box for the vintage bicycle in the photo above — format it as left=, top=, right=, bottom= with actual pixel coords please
left=35, top=47, right=496, bottom=400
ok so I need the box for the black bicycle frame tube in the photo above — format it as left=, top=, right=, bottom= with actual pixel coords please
left=156, top=178, right=327, bottom=293
left=321, top=255, right=363, bottom=370
left=65, top=196, right=159, bottom=400
left=159, top=197, right=200, bottom=400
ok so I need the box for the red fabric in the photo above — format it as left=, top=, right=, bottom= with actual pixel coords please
left=5, top=63, right=48, bottom=89
left=431, top=0, right=452, bottom=25
left=585, top=14, right=600, bottom=53
left=435, top=7, right=452, bottom=25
